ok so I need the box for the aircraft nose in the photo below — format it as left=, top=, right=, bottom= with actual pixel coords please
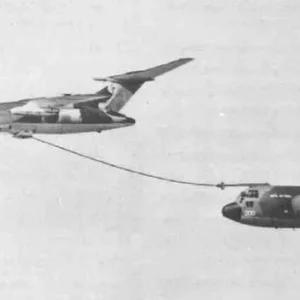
left=222, top=202, right=242, bottom=222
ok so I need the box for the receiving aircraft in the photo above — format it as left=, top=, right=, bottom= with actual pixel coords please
left=0, top=58, right=193, bottom=138
left=221, top=183, right=300, bottom=229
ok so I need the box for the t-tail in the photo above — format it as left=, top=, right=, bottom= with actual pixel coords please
left=93, top=57, right=194, bottom=112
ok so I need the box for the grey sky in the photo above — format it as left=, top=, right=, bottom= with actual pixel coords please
left=1, top=0, right=300, bottom=299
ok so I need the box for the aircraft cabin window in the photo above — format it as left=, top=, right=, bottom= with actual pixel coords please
left=247, top=190, right=259, bottom=198
left=239, top=190, right=258, bottom=202
left=245, top=201, right=254, bottom=208
left=239, top=192, right=246, bottom=203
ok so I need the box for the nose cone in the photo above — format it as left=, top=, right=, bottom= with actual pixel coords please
left=222, top=202, right=242, bottom=222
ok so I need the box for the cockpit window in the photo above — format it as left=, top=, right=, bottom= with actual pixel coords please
left=240, top=190, right=259, bottom=198
left=248, top=190, right=259, bottom=198
left=239, top=192, right=246, bottom=203
left=239, top=189, right=259, bottom=203
left=245, top=201, right=254, bottom=208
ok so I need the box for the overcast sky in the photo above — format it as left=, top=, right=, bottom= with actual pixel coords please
left=1, top=0, right=300, bottom=299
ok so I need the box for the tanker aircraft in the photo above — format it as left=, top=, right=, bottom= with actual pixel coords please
left=0, top=58, right=193, bottom=138
left=222, top=183, right=300, bottom=229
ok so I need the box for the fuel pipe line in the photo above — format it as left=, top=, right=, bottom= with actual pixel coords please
left=32, top=136, right=270, bottom=190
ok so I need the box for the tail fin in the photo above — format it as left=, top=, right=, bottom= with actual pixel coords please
left=93, top=57, right=193, bottom=112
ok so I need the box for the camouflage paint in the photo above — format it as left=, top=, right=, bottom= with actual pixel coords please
left=223, top=185, right=300, bottom=228
left=0, top=58, right=192, bottom=137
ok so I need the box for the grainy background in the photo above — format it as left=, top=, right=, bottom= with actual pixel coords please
left=1, top=0, right=300, bottom=299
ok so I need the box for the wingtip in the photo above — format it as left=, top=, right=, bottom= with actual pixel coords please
left=176, top=57, right=194, bottom=63
left=93, top=77, right=111, bottom=82
left=168, top=57, right=194, bottom=67
left=93, top=57, right=194, bottom=82
left=181, top=57, right=194, bottom=61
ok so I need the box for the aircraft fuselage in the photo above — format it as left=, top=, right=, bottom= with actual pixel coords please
left=0, top=57, right=194, bottom=138
left=222, top=185, right=300, bottom=229
left=0, top=101, right=135, bottom=136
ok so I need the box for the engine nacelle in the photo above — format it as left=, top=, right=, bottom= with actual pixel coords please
left=291, top=195, right=300, bottom=216
left=58, top=109, right=82, bottom=123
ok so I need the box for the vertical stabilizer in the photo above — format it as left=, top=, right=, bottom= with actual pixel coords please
left=93, top=57, right=193, bottom=112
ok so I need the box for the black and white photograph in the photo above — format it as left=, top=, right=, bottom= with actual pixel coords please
left=1, top=0, right=300, bottom=299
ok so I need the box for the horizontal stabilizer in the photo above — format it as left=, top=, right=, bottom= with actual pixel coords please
left=93, top=57, right=194, bottom=112
left=93, top=57, right=194, bottom=84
